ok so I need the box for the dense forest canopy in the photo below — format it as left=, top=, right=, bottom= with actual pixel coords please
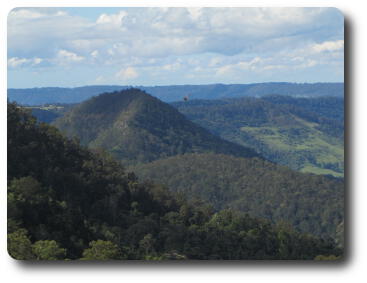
left=133, top=153, right=344, bottom=240
left=172, top=95, right=344, bottom=177
left=7, top=103, right=342, bottom=260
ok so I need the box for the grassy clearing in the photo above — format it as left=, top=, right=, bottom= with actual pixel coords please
left=300, top=164, right=344, bottom=177
left=240, top=118, right=344, bottom=177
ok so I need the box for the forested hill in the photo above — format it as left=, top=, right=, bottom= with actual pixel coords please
left=7, top=102, right=342, bottom=260
left=8, top=82, right=343, bottom=105
left=172, top=95, right=344, bottom=177
left=133, top=153, right=344, bottom=240
left=53, top=88, right=259, bottom=165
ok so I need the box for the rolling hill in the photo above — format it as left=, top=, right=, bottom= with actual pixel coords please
left=172, top=96, right=344, bottom=177
left=53, top=88, right=259, bottom=165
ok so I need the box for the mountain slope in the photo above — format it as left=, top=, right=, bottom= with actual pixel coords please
left=172, top=96, right=344, bottom=177
left=133, top=153, right=344, bottom=239
left=53, top=88, right=259, bottom=165
left=8, top=103, right=341, bottom=260
left=8, top=82, right=344, bottom=105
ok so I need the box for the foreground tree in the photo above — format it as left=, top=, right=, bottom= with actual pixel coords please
left=32, top=240, right=66, bottom=260
left=7, top=229, right=34, bottom=260
left=81, top=240, right=122, bottom=260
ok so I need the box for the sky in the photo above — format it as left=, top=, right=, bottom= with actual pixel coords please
left=7, top=7, right=344, bottom=88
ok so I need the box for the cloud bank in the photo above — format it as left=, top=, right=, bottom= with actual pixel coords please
left=7, top=7, right=344, bottom=87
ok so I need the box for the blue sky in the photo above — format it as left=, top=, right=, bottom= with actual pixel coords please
left=7, top=7, right=344, bottom=88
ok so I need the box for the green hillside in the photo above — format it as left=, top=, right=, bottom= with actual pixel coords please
left=132, top=153, right=344, bottom=240
left=173, top=96, right=344, bottom=177
left=53, top=88, right=259, bottom=165
left=8, top=103, right=341, bottom=260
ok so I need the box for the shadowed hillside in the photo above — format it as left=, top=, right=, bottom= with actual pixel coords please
left=53, top=88, right=259, bottom=165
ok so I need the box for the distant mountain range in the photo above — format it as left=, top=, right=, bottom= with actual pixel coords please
left=53, top=88, right=259, bottom=165
left=8, top=82, right=344, bottom=105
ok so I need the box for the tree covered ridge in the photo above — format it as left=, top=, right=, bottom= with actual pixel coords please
left=133, top=153, right=344, bottom=240
left=7, top=103, right=342, bottom=260
left=172, top=95, right=344, bottom=176
left=53, top=88, right=259, bottom=166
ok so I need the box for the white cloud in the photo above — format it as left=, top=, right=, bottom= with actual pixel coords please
left=96, top=11, right=127, bottom=27
left=33, top=57, right=43, bottom=65
left=7, top=8, right=344, bottom=85
left=291, top=56, right=305, bottom=62
left=162, top=61, right=182, bottom=71
left=216, top=56, right=263, bottom=75
left=57, top=49, right=85, bottom=63
left=8, top=57, right=29, bottom=68
left=8, top=9, right=45, bottom=20
left=263, top=64, right=287, bottom=71
left=216, top=65, right=232, bottom=75
left=8, top=7, right=344, bottom=62
left=208, top=57, right=222, bottom=67
left=8, top=8, right=67, bottom=21
left=115, top=67, right=138, bottom=80
left=238, top=57, right=262, bottom=69
left=91, top=50, right=99, bottom=58
left=8, top=57, right=44, bottom=68
left=8, top=8, right=92, bottom=59
left=95, top=75, right=105, bottom=83
left=69, top=39, right=93, bottom=51
left=187, top=8, right=203, bottom=21
left=312, top=40, right=344, bottom=53
left=297, top=59, right=318, bottom=69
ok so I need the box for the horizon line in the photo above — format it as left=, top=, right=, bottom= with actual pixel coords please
left=7, top=81, right=345, bottom=90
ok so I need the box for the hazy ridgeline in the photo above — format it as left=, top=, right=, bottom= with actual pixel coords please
left=8, top=82, right=343, bottom=105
